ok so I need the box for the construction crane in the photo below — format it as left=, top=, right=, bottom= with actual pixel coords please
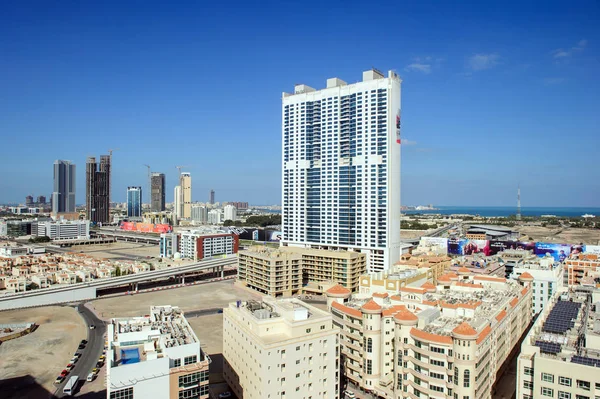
left=144, top=164, right=151, bottom=208
left=107, top=148, right=119, bottom=204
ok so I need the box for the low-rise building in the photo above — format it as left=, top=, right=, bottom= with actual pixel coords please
left=450, top=253, right=506, bottom=278
left=465, top=224, right=519, bottom=240
left=517, top=287, right=600, bottom=399
left=107, top=305, right=210, bottom=399
left=395, top=253, right=452, bottom=283
left=326, top=273, right=532, bottom=399
left=179, top=231, right=239, bottom=261
left=0, top=246, right=28, bottom=257
left=497, top=249, right=535, bottom=278
left=510, top=254, right=564, bottom=315
left=32, top=219, right=90, bottom=240
left=564, top=253, right=600, bottom=286
left=160, top=233, right=179, bottom=258
left=223, top=297, right=340, bottom=399
left=358, top=266, right=429, bottom=296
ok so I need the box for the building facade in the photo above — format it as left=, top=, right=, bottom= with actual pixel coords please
left=178, top=231, right=239, bottom=261
left=160, top=233, right=179, bottom=259
left=238, top=246, right=367, bottom=297
left=564, top=253, right=600, bottom=286
left=223, top=297, right=341, bottom=399
left=181, top=173, right=192, bottom=219
left=517, top=288, right=600, bottom=399
left=52, top=160, right=76, bottom=214
left=174, top=185, right=182, bottom=223
left=326, top=273, right=532, bottom=399
left=33, top=220, right=90, bottom=240
left=191, top=205, right=208, bottom=224
left=151, top=172, right=166, bottom=212
left=207, top=209, right=221, bottom=225
left=282, top=69, right=402, bottom=273
left=86, top=155, right=110, bottom=224
left=107, top=305, right=209, bottom=399
left=224, top=205, right=237, bottom=222
left=127, top=187, right=142, bottom=218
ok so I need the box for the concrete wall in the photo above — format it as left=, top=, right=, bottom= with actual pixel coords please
left=0, top=286, right=97, bottom=311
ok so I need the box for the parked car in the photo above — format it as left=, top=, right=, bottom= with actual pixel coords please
left=89, top=324, right=96, bottom=330
left=92, top=368, right=99, bottom=375
left=60, top=370, right=69, bottom=377
left=66, top=363, right=74, bottom=371
left=54, top=376, right=65, bottom=385
left=344, top=391, right=356, bottom=399
left=86, top=373, right=95, bottom=382
left=218, top=393, right=232, bottom=399
left=70, top=356, right=79, bottom=364
left=95, top=361, right=103, bottom=368
left=72, top=353, right=81, bottom=359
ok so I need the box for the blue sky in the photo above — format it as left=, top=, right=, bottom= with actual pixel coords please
left=1, top=1, right=599, bottom=207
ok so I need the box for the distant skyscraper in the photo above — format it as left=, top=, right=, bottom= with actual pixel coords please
left=52, top=160, right=76, bottom=214
left=191, top=204, right=208, bottom=223
left=181, top=172, right=192, bottom=219
left=174, top=185, right=182, bottom=222
left=86, top=155, right=110, bottom=224
left=209, top=189, right=215, bottom=205
left=282, top=69, right=402, bottom=272
left=150, top=172, right=166, bottom=211
left=127, top=187, right=142, bottom=218
left=25, top=196, right=34, bottom=207
left=224, top=204, right=237, bottom=221
left=37, top=195, right=46, bottom=205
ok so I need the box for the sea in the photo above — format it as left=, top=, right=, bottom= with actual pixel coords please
left=402, top=206, right=600, bottom=218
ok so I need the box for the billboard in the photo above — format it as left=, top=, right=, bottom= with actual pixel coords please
left=534, top=242, right=572, bottom=262
left=270, top=231, right=282, bottom=241
left=120, top=221, right=172, bottom=234
left=419, top=237, right=448, bottom=254
left=447, top=238, right=490, bottom=256
left=584, top=245, right=600, bottom=255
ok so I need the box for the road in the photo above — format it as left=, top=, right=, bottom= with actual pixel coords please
left=54, top=304, right=106, bottom=398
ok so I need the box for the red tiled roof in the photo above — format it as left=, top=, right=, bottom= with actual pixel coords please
left=331, top=301, right=362, bottom=318
left=519, top=272, right=534, bottom=280
left=400, top=286, right=426, bottom=294
left=476, top=325, right=492, bottom=344
left=361, top=299, right=382, bottom=312
left=420, top=282, right=436, bottom=290
left=394, top=310, right=418, bottom=322
left=495, top=310, right=507, bottom=322
left=410, top=327, right=453, bottom=344
left=372, top=292, right=389, bottom=298
left=452, top=322, right=477, bottom=336
left=326, top=284, right=351, bottom=296
left=473, top=275, right=506, bottom=283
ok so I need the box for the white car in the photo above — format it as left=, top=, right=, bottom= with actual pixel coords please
left=344, top=391, right=356, bottom=399
left=86, top=372, right=95, bottom=382
left=90, top=325, right=96, bottom=330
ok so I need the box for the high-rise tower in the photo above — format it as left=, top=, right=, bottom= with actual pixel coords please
left=517, top=185, right=522, bottom=221
left=127, top=186, right=142, bottom=218
left=181, top=172, right=192, bottom=219
left=52, top=160, right=76, bottom=214
left=86, top=155, right=111, bottom=224
left=282, top=69, right=402, bottom=272
left=150, top=172, right=166, bottom=211
left=209, top=189, right=215, bottom=205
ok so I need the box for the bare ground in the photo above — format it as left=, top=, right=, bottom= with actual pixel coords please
left=0, top=306, right=87, bottom=399
left=518, top=226, right=600, bottom=245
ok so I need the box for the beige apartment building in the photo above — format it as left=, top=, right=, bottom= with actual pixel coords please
left=325, top=272, right=533, bottom=399
left=223, top=297, right=341, bottom=399
left=358, top=265, right=429, bottom=296
left=564, top=253, right=600, bottom=286
left=517, top=287, right=600, bottom=399
left=394, top=253, right=452, bottom=283
left=237, top=246, right=366, bottom=297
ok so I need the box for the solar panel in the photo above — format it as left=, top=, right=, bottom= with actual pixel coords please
left=542, top=301, right=582, bottom=334
left=535, top=340, right=561, bottom=354
left=571, top=356, right=600, bottom=368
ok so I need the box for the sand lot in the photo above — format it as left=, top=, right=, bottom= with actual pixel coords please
left=91, top=280, right=261, bottom=319
left=0, top=306, right=87, bottom=399
left=73, top=241, right=160, bottom=260
left=518, top=226, right=600, bottom=245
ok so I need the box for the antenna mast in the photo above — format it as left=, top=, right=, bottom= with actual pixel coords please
left=517, top=185, right=522, bottom=221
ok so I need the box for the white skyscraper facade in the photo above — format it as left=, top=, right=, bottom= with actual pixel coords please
left=282, top=69, right=402, bottom=272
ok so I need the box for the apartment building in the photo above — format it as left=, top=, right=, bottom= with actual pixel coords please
left=395, top=253, right=452, bottom=283
left=564, top=253, right=600, bottom=286
left=107, top=306, right=209, bottom=399
left=32, top=220, right=90, bottom=240
left=224, top=205, right=237, bottom=222
left=237, top=246, right=366, bottom=297
left=450, top=253, right=506, bottom=278
left=223, top=297, right=341, bottom=399
left=151, top=172, right=166, bottom=212
left=517, top=288, right=600, bottom=399
left=357, top=266, right=429, bottom=296
left=282, top=69, right=402, bottom=273
left=510, top=254, right=564, bottom=315
left=326, top=273, right=532, bottom=398
left=160, top=233, right=179, bottom=259
left=497, top=249, right=535, bottom=278
left=179, top=231, right=239, bottom=261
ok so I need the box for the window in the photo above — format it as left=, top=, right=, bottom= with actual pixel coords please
left=110, top=388, right=133, bottom=399
left=542, top=373, right=555, bottom=383
left=541, top=387, right=554, bottom=397
left=184, top=355, right=197, bottom=365
left=454, top=367, right=459, bottom=385
left=366, top=338, right=373, bottom=353
left=575, top=396, right=590, bottom=399
left=524, top=367, right=533, bottom=376
left=577, top=380, right=590, bottom=391
left=179, top=371, right=209, bottom=388
left=559, top=376, right=571, bottom=386
left=463, top=370, right=470, bottom=388
left=523, top=381, right=534, bottom=390
left=173, top=358, right=181, bottom=368
left=179, top=385, right=209, bottom=398
left=365, top=359, right=372, bottom=374
left=558, top=392, right=571, bottom=399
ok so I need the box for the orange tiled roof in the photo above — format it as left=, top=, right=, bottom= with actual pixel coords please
left=473, top=275, right=506, bottom=283
left=400, top=286, right=426, bottom=294
left=382, top=305, right=407, bottom=317
left=476, top=325, right=492, bottom=344
left=420, top=282, right=436, bottom=290
left=510, top=297, right=519, bottom=307
left=394, top=309, right=418, bottom=322
left=453, top=321, right=477, bottom=336
left=495, top=310, right=507, bottom=322
left=326, top=284, right=351, bottom=296
left=519, top=272, right=534, bottom=280
left=410, top=327, right=453, bottom=344
left=362, top=299, right=382, bottom=312
left=331, top=301, right=362, bottom=318
left=455, top=282, right=484, bottom=289
left=457, top=266, right=471, bottom=273
left=390, top=295, right=402, bottom=301
left=372, top=292, right=389, bottom=298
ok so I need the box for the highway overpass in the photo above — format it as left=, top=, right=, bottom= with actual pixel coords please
left=91, top=229, right=161, bottom=244
left=0, top=256, right=236, bottom=311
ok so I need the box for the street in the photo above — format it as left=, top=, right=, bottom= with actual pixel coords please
left=53, top=303, right=106, bottom=398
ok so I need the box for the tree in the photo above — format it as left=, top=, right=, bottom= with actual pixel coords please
left=115, top=266, right=122, bottom=277
left=223, top=219, right=235, bottom=226
left=28, top=282, right=39, bottom=290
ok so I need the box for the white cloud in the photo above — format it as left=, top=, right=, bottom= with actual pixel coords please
left=402, top=139, right=417, bottom=146
left=468, top=53, right=500, bottom=71
left=543, top=77, right=565, bottom=85
left=552, top=39, right=587, bottom=59
left=404, top=63, right=431, bottom=74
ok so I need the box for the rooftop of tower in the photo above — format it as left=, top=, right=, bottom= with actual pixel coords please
left=283, top=69, right=400, bottom=97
